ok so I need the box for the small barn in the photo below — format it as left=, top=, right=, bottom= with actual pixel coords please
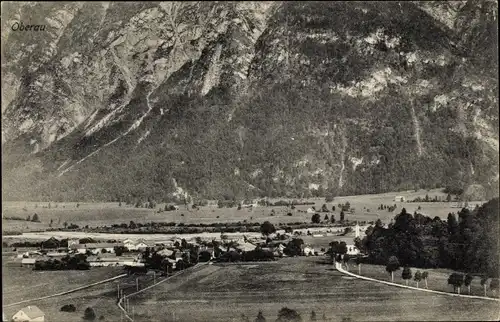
left=21, top=258, right=36, bottom=267
left=394, top=196, right=405, bottom=202
left=12, top=306, right=45, bottom=322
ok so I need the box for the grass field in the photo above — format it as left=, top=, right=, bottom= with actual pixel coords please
left=2, top=189, right=478, bottom=234
left=2, top=265, right=162, bottom=322
left=2, top=256, right=124, bottom=305
left=348, top=262, right=499, bottom=299
left=126, top=257, right=499, bottom=322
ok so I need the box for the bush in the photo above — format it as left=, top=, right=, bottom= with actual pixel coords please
left=83, top=307, right=97, bottom=320
left=60, top=304, right=76, bottom=312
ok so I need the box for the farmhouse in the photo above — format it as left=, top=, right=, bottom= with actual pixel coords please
left=11, top=306, right=44, bottom=322
left=123, top=239, right=150, bottom=251
left=21, top=258, right=36, bottom=267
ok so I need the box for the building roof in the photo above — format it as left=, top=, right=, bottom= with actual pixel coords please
left=17, top=306, right=44, bottom=319
left=236, top=242, right=256, bottom=252
left=21, top=258, right=37, bottom=264
left=70, top=243, right=123, bottom=249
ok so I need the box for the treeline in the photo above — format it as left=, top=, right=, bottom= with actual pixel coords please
left=34, top=254, right=90, bottom=271
left=360, top=198, right=499, bottom=277
left=3, top=213, right=41, bottom=222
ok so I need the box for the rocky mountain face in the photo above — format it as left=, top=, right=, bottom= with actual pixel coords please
left=1, top=1, right=498, bottom=202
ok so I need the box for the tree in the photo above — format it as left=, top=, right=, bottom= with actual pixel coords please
left=375, top=219, right=383, bottom=228
left=321, top=204, right=329, bottom=212
left=324, top=214, right=329, bottom=222
left=402, top=267, right=412, bottom=286
left=84, top=307, right=97, bottom=320
left=355, top=255, right=363, bottom=275
left=255, top=311, right=266, bottom=322
left=490, top=278, right=499, bottom=296
left=332, top=205, right=336, bottom=212
left=101, top=248, right=107, bottom=254
left=446, top=194, right=452, bottom=202
left=343, top=253, right=350, bottom=270
left=464, top=274, right=474, bottom=295
left=447, top=213, right=458, bottom=236
left=480, top=276, right=489, bottom=296
left=330, top=215, right=335, bottom=223
left=386, top=256, right=400, bottom=282
left=260, top=221, right=276, bottom=237
left=311, top=213, right=321, bottom=224
left=448, top=273, right=464, bottom=294
left=63, top=221, right=68, bottom=229
left=276, top=307, right=302, bottom=322
left=414, top=271, right=422, bottom=288
left=340, top=211, right=345, bottom=222
left=421, top=271, right=429, bottom=289
left=310, top=310, right=317, bottom=321
left=26, top=215, right=31, bottom=221
left=60, top=304, right=76, bottom=312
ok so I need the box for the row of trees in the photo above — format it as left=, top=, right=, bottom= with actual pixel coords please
left=34, top=254, right=90, bottom=271
left=311, top=212, right=346, bottom=223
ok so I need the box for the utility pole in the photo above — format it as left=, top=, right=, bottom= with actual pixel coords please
left=117, top=284, right=120, bottom=300
left=136, top=277, right=139, bottom=291
left=154, top=271, right=156, bottom=284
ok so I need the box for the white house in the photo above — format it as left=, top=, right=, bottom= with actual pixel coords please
left=346, top=245, right=360, bottom=256
left=303, top=246, right=315, bottom=256
left=123, top=239, right=137, bottom=250
left=21, top=258, right=37, bottom=267
left=306, top=208, right=315, bottom=214
left=394, top=196, right=405, bottom=202
left=12, top=306, right=45, bottom=322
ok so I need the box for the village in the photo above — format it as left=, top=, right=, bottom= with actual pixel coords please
left=5, top=222, right=364, bottom=270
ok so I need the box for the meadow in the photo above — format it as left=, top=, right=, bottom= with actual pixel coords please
left=2, top=264, right=161, bottom=322
left=348, top=262, right=499, bottom=299
left=127, top=257, right=499, bottom=322
left=2, top=256, right=123, bottom=305
left=2, top=189, right=475, bottom=234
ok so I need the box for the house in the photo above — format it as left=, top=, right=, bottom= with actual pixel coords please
left=346, top=245, right=360, bottom=256
left=47, top=252, right=68, bottom=258
left=157, top=248, right=174, bottom=257
left=303, top=246, right=315, bottom=256
left=21, top=258, right=37, bottom=267
left=306, top=208, right=315, bottom=214
left=394, top=196, right=405, bottom=202
left=236, top=242, right=257, bottom=252
left=12, top=306, right=45, bottom=322
left=135, top=240, right=149, bottom=251
left=123, top=239, right=136, bottom=250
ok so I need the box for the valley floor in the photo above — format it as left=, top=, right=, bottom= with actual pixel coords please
left=127, top=257, right=499, bottom=322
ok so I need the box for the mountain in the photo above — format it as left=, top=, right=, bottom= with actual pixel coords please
left=1, top=1, right=498, bottom=202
